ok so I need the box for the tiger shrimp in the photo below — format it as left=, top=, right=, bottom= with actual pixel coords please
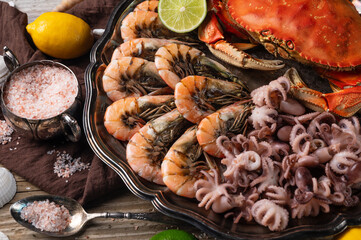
left=197, top=100, right=253, bottom=158
left=162, top=125, right=215, bottom=198
left=155, top=43, right=248, bottom=89
left=175, top=76, right=250, bottom=124
left=111, top=38, right=189, bottom=61
left=121, top=10, right=185, bottom=42
left=134, top=0, right=158, bottom=12
left=126, top=109, right=190, bottom=185
left=104, top=95, right=175, bottom=141
left=102, top=57, right=168, bottom=102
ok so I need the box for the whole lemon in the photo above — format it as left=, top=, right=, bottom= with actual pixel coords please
left=336, top=227, right=361, bottom=240
left=26, top=12, right=94, bottom=59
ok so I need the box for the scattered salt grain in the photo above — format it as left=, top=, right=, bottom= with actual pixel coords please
left=47, top=149, right=56, bottom=155
left=0, top=120, right=13, bottom=145
left=195, top=232, right=211, bottom=239
left=3, top=65, right=78, bottom=120
left=20, top=199, right=71, bottom=232
left=51, top=150, right=90, bottom=178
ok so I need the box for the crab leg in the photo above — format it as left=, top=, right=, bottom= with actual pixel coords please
left=199, top=12, right=284, bottom=71
left=286, top=68, right=361, bottom=117
left=206, top=40, right=285, bottom=70
left=317, top=68, right=361, bottom=91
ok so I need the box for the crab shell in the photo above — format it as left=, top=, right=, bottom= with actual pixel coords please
left=218, top=0, right=361, bottom=71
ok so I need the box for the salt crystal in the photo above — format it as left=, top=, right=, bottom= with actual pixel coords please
left=0, top=120, right=13, bottom=145
left=3, top=65, right=78, bottom=120
left=47, top=150, right=55, bottom=155
left=53, top=151, right=90, bottom=178
left=20, top=199, right=71, bottom=232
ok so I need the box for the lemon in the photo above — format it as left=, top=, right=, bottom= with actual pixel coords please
left=336, top=227, right=361, bottom=240
left=158, top=0, right=207, bottom=33
left=150, top=229, right=197, bottom=240
left=26, top=12, right=94, bottom=59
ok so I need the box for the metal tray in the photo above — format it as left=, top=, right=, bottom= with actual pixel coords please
left=83, top=0, right=361, bottom=239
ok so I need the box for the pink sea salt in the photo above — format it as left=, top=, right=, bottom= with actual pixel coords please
left=20, top=199, right=71, bottom=232
left=3, top=65, right=78, bottom=120
left=50, top=150, right=90, bottom=178
left=0, top=120, right=13, bottom=145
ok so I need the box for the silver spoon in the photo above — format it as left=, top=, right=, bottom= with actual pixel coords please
left=10, top=195, right=176, bottom=237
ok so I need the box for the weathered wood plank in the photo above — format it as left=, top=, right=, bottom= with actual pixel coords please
left=0, top=0, right=62, bottom=22
left=0, top=166, right=212, bottom=240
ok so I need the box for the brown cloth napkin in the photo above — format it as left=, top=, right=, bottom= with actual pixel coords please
left=0, top=0, right=124, bottom=205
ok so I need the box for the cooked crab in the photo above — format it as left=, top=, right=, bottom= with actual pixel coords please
left=198, top=0, right=361, bottom=117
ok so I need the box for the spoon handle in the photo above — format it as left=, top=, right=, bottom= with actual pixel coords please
left=104, top=212, right=175, bottom=224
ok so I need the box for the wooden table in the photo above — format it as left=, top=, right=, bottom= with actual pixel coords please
left=0, top=164, right=211, bottom=240
left=0, top=1, right=211, bottom=239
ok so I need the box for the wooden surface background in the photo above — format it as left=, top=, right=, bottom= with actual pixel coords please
left=0, top=0, right=211, bottom=239
left=0, top=163, right=211, bottom=240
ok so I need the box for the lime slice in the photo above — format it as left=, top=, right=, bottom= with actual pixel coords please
left=158, top=0, right=207, bottom=33
left=150, top=229, right=197, bottom=240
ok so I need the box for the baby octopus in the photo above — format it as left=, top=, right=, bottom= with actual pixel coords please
left=252, top=199, right=289, bottom=231
left=194, top=71, right=361, bottom=232
left=195, top=169, right=236, bottom=213
left=248, top=105, right=278, bottom=130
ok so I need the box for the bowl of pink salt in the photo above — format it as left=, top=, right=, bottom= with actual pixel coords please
left=1, top=46, right=81, bottom=142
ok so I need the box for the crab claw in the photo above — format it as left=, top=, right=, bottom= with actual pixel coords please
left=286, top=68, right=361, bottom=117
left=198, top=12, right=284, bottom=71
left=285, top=68, right=328, bottom=113
left=207, top=40, right=285, bottom=71
left=317, top=68, right=361, bottom=91
left=323, top=86, right=361, bottom=117
left=198, top=12, right=224, bottom=45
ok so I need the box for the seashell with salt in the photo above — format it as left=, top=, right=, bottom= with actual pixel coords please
left=0, top=167, right=16, bottom=208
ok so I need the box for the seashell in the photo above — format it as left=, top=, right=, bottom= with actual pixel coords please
left=0, top=231, right=9, bottom=240
left=0, top=167, right=16, bottom=208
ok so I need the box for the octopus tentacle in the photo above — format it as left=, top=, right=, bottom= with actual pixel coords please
left=252, top=199, right=289, bottom=231
left=251, top=77, right=290, bottom=109
left=249, top=106, right=278, bottom=129
left=329, top=151, right=360, bottom=174
left=291, top=198, right=330, bottom=219
left=265, top=186, right=290, bottom=205
left=195, top=169, right=236, bottom=213
left=250, top=157, right=280, bottom=193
